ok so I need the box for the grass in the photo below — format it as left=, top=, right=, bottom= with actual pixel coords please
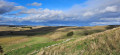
left=37, top=27, right=120, bottom=55
left=5, top=40, right=63, bottom=55
left=0, top=25, right=119, bottom=55
left=3, top=36, right=51, bottom=52
left=0, top=26, right=31, bottom=31
left=73, top=29, right=104, bottom=37
left=0, top=36, right=52, bottom=55
left=0, top=36, right=26, bottom=44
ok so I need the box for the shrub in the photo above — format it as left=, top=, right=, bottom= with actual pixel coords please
left=0, top=46, right=3, bottom=54
left=67, top=31, right=74, bottom=37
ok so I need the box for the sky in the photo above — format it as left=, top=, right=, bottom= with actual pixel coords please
left=0, top=0, right=120, bottom=26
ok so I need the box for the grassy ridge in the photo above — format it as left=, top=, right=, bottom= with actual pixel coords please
left=37, top=27, right=120, bottom=55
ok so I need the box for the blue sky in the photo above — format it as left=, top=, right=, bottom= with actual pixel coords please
left=7, top=0, right=87, bottom=10
left=0, top=0, right=120, bottom=26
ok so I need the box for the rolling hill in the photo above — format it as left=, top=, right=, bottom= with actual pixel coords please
left=37, top=26, right=120, bottom=55
left=0, top=25, right=120, bottom=55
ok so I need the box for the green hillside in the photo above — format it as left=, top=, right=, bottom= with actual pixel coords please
left=37, top=27, right=120, bottom=55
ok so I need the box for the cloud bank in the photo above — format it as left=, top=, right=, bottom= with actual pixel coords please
left=0, top=0, right=120, bottom=26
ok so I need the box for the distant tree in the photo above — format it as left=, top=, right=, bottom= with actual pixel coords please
left=30, top=27, right=32, bottom=29
left=10, top=32, right=13, bottom=35
left=0, top=46, right=3, bottom=55
left=21, top=26, right=32, bottom=29
left=106, top=25, right=120, bottom=29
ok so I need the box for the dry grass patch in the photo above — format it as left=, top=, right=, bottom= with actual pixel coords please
left=0, top=36, right=26, bottom=44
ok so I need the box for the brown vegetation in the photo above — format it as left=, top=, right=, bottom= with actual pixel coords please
left=37, top=27, right=120, bottom=55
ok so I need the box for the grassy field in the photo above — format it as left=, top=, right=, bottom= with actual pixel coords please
left=0, top=25, right=119, bottom=55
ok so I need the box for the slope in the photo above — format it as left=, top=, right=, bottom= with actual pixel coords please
left=37, top=27, right=120, bottom=55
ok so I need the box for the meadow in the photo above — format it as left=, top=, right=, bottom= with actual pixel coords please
left=0, top=25, right=119, bottom=55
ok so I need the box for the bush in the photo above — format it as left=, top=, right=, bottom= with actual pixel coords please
left=67, top=31, right=74, bottom=37
left=0, top=46, right=3, bottom=54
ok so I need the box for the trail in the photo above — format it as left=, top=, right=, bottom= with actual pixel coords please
left=27, top=38, right=75, bottom=55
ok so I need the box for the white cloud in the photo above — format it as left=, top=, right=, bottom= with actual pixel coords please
left=100, top=18, right=120, bottom=22
left=90, top=17, right=120, bottom=25
left=14, top=6, right=25, bottom=10
left=18, top=0, right=120, bottom=22
left=28, top=2, right=42, bottom=6
left=19, top=8, right=41, bottom=14
left=101, top=6, right=118, bottom=13
left=90, top=22, right=120, bottom=25
left=83, top=11, right=94, bottom=17
left=0, top=0, right=25, bottom=14
left=19, top=8, right=63, bottom=22
left=68, top=0, right=120, bottom=18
